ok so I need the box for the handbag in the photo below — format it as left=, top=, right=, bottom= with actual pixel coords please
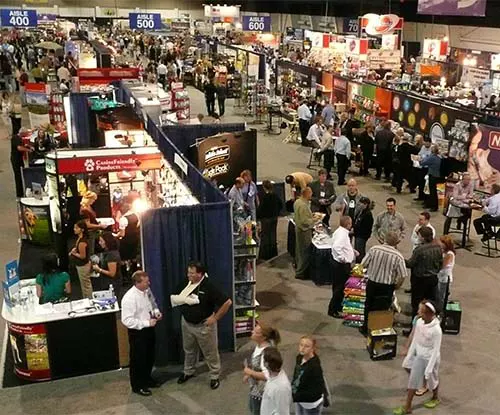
left=445, top=199, right=462, bottom=218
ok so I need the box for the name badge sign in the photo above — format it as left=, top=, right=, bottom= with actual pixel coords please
left=1, top=9, right=37, bottom=27
left=241, top=16, right=271, bottom=32
left=129, top=13, right=161, bottom=30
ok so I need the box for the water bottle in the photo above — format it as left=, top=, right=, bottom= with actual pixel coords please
left=109, top=284, right=115, bottom=299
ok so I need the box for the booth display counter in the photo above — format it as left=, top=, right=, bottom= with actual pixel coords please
left=2, top=279, right=120, bottom=382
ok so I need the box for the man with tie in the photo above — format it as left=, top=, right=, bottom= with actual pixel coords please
left=121, top=271, right=162, bottom=396
left=172, top=262, right=232, bottom=390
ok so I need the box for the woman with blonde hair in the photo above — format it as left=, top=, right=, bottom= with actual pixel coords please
left=80, top=190, right=106, bottom=255
left=291, top=335, right=328, bottom=415
left=243, top=323, right=281, bottom=415
left=436, top=235, right=455, bottom=313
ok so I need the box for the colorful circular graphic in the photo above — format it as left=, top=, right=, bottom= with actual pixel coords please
left=428, top=107, right=436, bottom=120
left=440, top=112, right=449, bottom=127
left=414, top=102, right=420, bottom=113
left=403, top=99, right=411, bottom=113
left=392, top=96, right=400, bottom=111
left=398, top=111, right=404, bottom=122
left=408, top=112, right=416, bottom=128
left=420, top=118, right=427, bottom=131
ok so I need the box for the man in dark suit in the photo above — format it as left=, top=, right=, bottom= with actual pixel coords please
left=375, top=120, right=395, bottom=181
left=309, top=169, right=336, bottom=226
left=395, top=133, right=419, bottom=193
left=340, top=108, right=359, bottom=144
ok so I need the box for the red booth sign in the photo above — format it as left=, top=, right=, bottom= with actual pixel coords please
left=77, top=68, right=140, bottom=82
left=57, top=153, right=162, bottom=174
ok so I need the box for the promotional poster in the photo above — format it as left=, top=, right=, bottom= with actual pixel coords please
left=19, top=202, right=52, bottom=246
left=467, top=124, right=500, bottom=193
left=8, top=323, right=51, bottom=381
left=25, top=83, right=50, bottom=129
left=195, top=130, right=257, bottom=189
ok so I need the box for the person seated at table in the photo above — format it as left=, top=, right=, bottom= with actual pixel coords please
left=309, top=169, right=336, bottom=226
left=305, top=115, right=323, bottom=148
left=285, top=172, right=314, bottom=209
left=443, top=173, right=475, bottom=235
left=36, top=253, right=71, bottom=304
left=473, top=184, right=500, bottom=241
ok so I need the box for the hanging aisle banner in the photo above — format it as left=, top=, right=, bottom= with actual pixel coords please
left=241, top=16, right=271, bottom=32
left=0, top=9, right=37, bottom=28
left=129, top=13, right=161, bottom=30
left=418, top=0, right=486, bottom=17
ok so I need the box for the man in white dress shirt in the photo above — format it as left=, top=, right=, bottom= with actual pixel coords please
left=334, top=131, right=352, bottom=186
left=411, top=211, right=436, bottom=252
left=121, top=271, right=162, bottom=396
left=328, top=216, right=357, bottom=318
left=298, top=99, right=312, bottom=145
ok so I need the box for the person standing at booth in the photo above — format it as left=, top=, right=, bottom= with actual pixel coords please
left=334, top=130, right=352, bottom=186
left=121, top=271, right=162, bottom=396
left=294, top=187, right=316, bottom=280
left=298, top=100, right=312, bottom=146
left=328, top=216, right=356, bottom=318
left=80, top=191, right=106, bottom=256
left=10, top=133, right=32, bottom=198
left=309, top=169, right=336, bottom=226
left=241, top=170, right=259, bottom=221
left=70, top=220, right=92, bottom=299
left=171, top=262, right=232, bottom=390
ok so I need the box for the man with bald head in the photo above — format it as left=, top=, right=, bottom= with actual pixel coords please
left=328, top=215, right=357, bottom=318
left=293, top=187, right=315, bottom=279
left=335, top=179, right=364, bottom=223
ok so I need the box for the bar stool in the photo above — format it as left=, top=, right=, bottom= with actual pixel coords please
left=475, top=225, right=500, bottom=258
left=307, top=147, right=322, bottom=169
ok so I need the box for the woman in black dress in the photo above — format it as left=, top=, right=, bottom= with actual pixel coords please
left=353, top=197, right=374, bottom=263
left=93, top=232, right=122, bottom=299
left=256, top=181, right=283, bottom=260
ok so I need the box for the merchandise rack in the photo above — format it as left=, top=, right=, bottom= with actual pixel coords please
left=233, top=240, right=258, bottom=344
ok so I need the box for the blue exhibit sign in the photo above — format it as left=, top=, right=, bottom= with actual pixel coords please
left=129, top=13, right=161, bottom=30
left=241, top=16, right=271, bottom=32
left=0, top=9, right=37, bottom=28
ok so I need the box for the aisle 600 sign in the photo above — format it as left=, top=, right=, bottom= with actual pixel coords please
left=1, top=9, right=37, bottom=27
left=242, top=16, right=271, bottom=32
left=129, top=13, right=161, bottom=30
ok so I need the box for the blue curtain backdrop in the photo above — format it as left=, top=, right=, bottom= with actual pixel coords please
left=142, top=202, right=233, bottom=365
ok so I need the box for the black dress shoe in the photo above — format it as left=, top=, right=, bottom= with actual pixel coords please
left=210, top=379, right=220, bottom=390
left=177, top=374, right=195, bottom=384
left=328, top=311, right=343, bottom=319
left=147, top=380, right=162, bottom=388
left=404, top=288, right=412, bottom=293
left=133, top=388, right=152, bottom=396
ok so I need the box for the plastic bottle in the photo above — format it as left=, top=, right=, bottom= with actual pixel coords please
left=246, top=260, right=253, bottom=281
left=109, top=284, right=115, bottom=298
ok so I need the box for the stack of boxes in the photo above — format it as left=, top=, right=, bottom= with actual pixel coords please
left=342, top=270, right=367, bottom=328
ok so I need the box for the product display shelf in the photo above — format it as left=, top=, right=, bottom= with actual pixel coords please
left=233, top=239, right=258, bottom=343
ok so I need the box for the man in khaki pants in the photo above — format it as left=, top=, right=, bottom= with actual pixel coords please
left=171, top=262, right=232, bottom=390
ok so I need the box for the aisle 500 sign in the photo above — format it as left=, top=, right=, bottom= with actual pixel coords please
left=241, top=16, right=271, bottom=32
left=129, top=13, right=161, bottom=30
left=0, top=9, right=37, bottom=27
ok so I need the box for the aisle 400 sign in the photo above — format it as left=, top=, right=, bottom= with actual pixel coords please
left=0, top=9, right=37, bottom=27
left=241, top=16, right=271, bottom=32
left=129, top=13, right=161, bottom=30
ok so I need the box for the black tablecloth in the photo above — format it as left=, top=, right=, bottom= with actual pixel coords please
left=287, top=220, right=295, bottom=259
left=310, top=243, right=333, bottom=286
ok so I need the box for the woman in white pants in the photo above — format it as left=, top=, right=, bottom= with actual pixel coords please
left=393, top=300, right=442, bottom=415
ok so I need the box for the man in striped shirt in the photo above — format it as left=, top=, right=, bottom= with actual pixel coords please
left=359, top=231, right=407, bottom=336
